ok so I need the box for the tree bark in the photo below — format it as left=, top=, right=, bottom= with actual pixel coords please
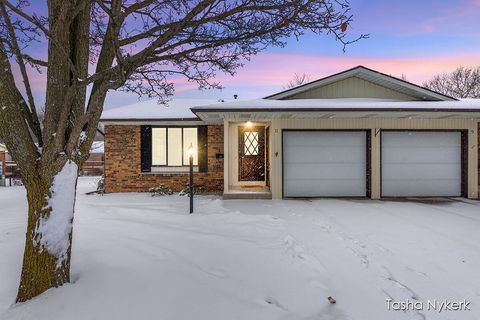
left=16, top=172, right=77, bottom=303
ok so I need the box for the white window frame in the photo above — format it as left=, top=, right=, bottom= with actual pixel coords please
left=151, top=126, right=198, bottom=168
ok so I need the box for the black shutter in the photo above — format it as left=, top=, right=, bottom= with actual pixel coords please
left=197, top=126, right=208, bottom=172
left=140, top=125, right=152, bottom=172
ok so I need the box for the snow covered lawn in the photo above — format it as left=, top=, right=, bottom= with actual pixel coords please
left=1, top=177, right=479, bottom=320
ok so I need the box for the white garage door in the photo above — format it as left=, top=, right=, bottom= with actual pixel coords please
left=382, top=131, right=462, bottom=197
left=283, top=131, right=367, bottom=197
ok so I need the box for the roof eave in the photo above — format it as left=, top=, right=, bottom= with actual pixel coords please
left=100, top=117, right=202, bottom=122
left=192, top=107, right=480, bottom=113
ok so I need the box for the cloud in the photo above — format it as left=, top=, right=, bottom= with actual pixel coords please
left=209, top=51, right=480, bottom=88
left=13, top=50, right=480, bottom=106
left=420, top=0, right=480, bottom=34
left=349, top=0, right=480, bottom=36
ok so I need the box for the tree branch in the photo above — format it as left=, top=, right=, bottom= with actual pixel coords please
left=0, top=2, right=42, bottom=145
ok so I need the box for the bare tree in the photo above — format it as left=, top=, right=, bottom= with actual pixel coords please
left=389, top=73, right=407, bottom=81
left=0, top=0, right=366, bottom=302
left=283, top=72, right=313, bottom=89
left=423, top=66, right=480, bottom=98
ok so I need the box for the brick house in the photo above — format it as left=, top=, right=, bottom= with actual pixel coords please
left=102, top=99, right=224, bottom=194
left=101, top=66, right=480, bottom=199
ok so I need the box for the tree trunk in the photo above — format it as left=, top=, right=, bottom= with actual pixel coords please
left=16, top=162, right=78, bottom=303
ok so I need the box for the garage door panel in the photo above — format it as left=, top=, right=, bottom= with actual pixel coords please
left=382, top=148, right=460, bottom=163
left=382, top=131, right=461, bottom=197
left=291, top=133, right=365, bottom=146
left=285, top=180, right=366, bottom=197
left=283, top=131, right=367, bottom=197
left=286, top=146, right=365, bottom=162
left=382, top=180, right=461, bottom=197
left=382, top=163, right=461, bottom=180
left=284, top=163, right=366, bottom=180
left=382, top=132, right=460, bottom=147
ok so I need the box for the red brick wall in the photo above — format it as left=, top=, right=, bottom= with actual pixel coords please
left=104, top=125, right=224, bottom=193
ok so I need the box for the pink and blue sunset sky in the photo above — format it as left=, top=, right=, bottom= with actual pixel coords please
left=19, top=0, right=480, bottom=108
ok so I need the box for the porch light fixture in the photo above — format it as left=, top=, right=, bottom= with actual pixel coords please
left=187, top=143, right=195, bottom=214
left=245, top=120, right=253, bottom=127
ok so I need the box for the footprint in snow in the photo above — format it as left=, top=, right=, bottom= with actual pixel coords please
left=346, top=246, right=369, bottom=268
left=382, top=266, right=421, bottom=301
left=283, top=235, right=306, bottom=260
left=315, top=222, right=332, bottom=234
left=201, top=267, right=228, bottom=278
left=405, top=266, right=429, bottom=278
left=264, top=296, right=289, bottom=311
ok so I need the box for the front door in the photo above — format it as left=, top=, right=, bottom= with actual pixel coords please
left=238, top=125, right=265, bottom=181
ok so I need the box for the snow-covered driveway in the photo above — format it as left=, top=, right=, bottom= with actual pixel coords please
left=1, top=177, right=479, bottom=320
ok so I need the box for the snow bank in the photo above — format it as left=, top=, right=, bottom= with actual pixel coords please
left=35, top=161, right=78, bottom=266
left=90, top=141, right=104, bottom=153
left=2, top=178, right=480, bottom=319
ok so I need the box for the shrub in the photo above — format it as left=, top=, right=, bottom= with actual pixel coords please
left=149, top=184, right=173, bottom=196
left=179, top=184, right=205, bottom=197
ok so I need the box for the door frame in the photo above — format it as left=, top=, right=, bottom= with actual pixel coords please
left=238, top=125, right=266, bottom=182
left=281, top=129, right=372, bottom=199
left=380, top=129, right=468, bottom=198
left=229, top=122, right=270, bottom=187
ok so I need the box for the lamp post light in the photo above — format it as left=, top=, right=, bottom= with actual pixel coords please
left=187, top=143, right=194, bottom=214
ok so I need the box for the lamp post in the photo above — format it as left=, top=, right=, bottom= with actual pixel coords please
left=187, top=143, right=194, bottom=214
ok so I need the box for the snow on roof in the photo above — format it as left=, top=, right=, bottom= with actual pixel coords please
left=101, top=98, right=225, bottom=120
left=191, top=98, right=480, bottom=112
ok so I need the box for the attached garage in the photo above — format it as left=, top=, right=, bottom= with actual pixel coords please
left=381, top=131, right=465, bottom=197
left=190, top=66, right=480, bottom=200
left=283, top=131, right=369, bottom=197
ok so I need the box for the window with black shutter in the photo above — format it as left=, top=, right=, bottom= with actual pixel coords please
left=140, top=125, right=152, bottom=172
left=197, top=126, right=208, bottom=172
left=141, top=125, right=208, bottom=172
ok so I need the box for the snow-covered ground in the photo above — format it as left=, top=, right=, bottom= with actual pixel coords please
left=1, top=177, right=479, bottom=320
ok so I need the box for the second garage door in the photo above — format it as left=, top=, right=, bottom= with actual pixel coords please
left=283, top=131, right=368, bottom=197
left=381, top=131, right=463, bottom=197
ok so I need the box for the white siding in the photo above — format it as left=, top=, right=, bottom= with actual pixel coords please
left=285, top=76, right=417, bottom=100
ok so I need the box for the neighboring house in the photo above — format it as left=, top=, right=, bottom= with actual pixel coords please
left=0, top=142, right=16, bottom=179
left=80, top=141, right=105, bottom=176
left=101, top=66, right=480, bottom=200
left=80, top=127, right=105, bottom=176
left=0, top=143, right=12, bottom=161
left=1, top=127, right=105, bottom=179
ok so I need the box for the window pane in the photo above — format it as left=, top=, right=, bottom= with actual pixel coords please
left=183, top=128, right=198, bottom=165
left=168, top=128, right=182, bottom=166
left=152, top=128, right=166, bottom=165
left=244, top=131, right=259, bottom=155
